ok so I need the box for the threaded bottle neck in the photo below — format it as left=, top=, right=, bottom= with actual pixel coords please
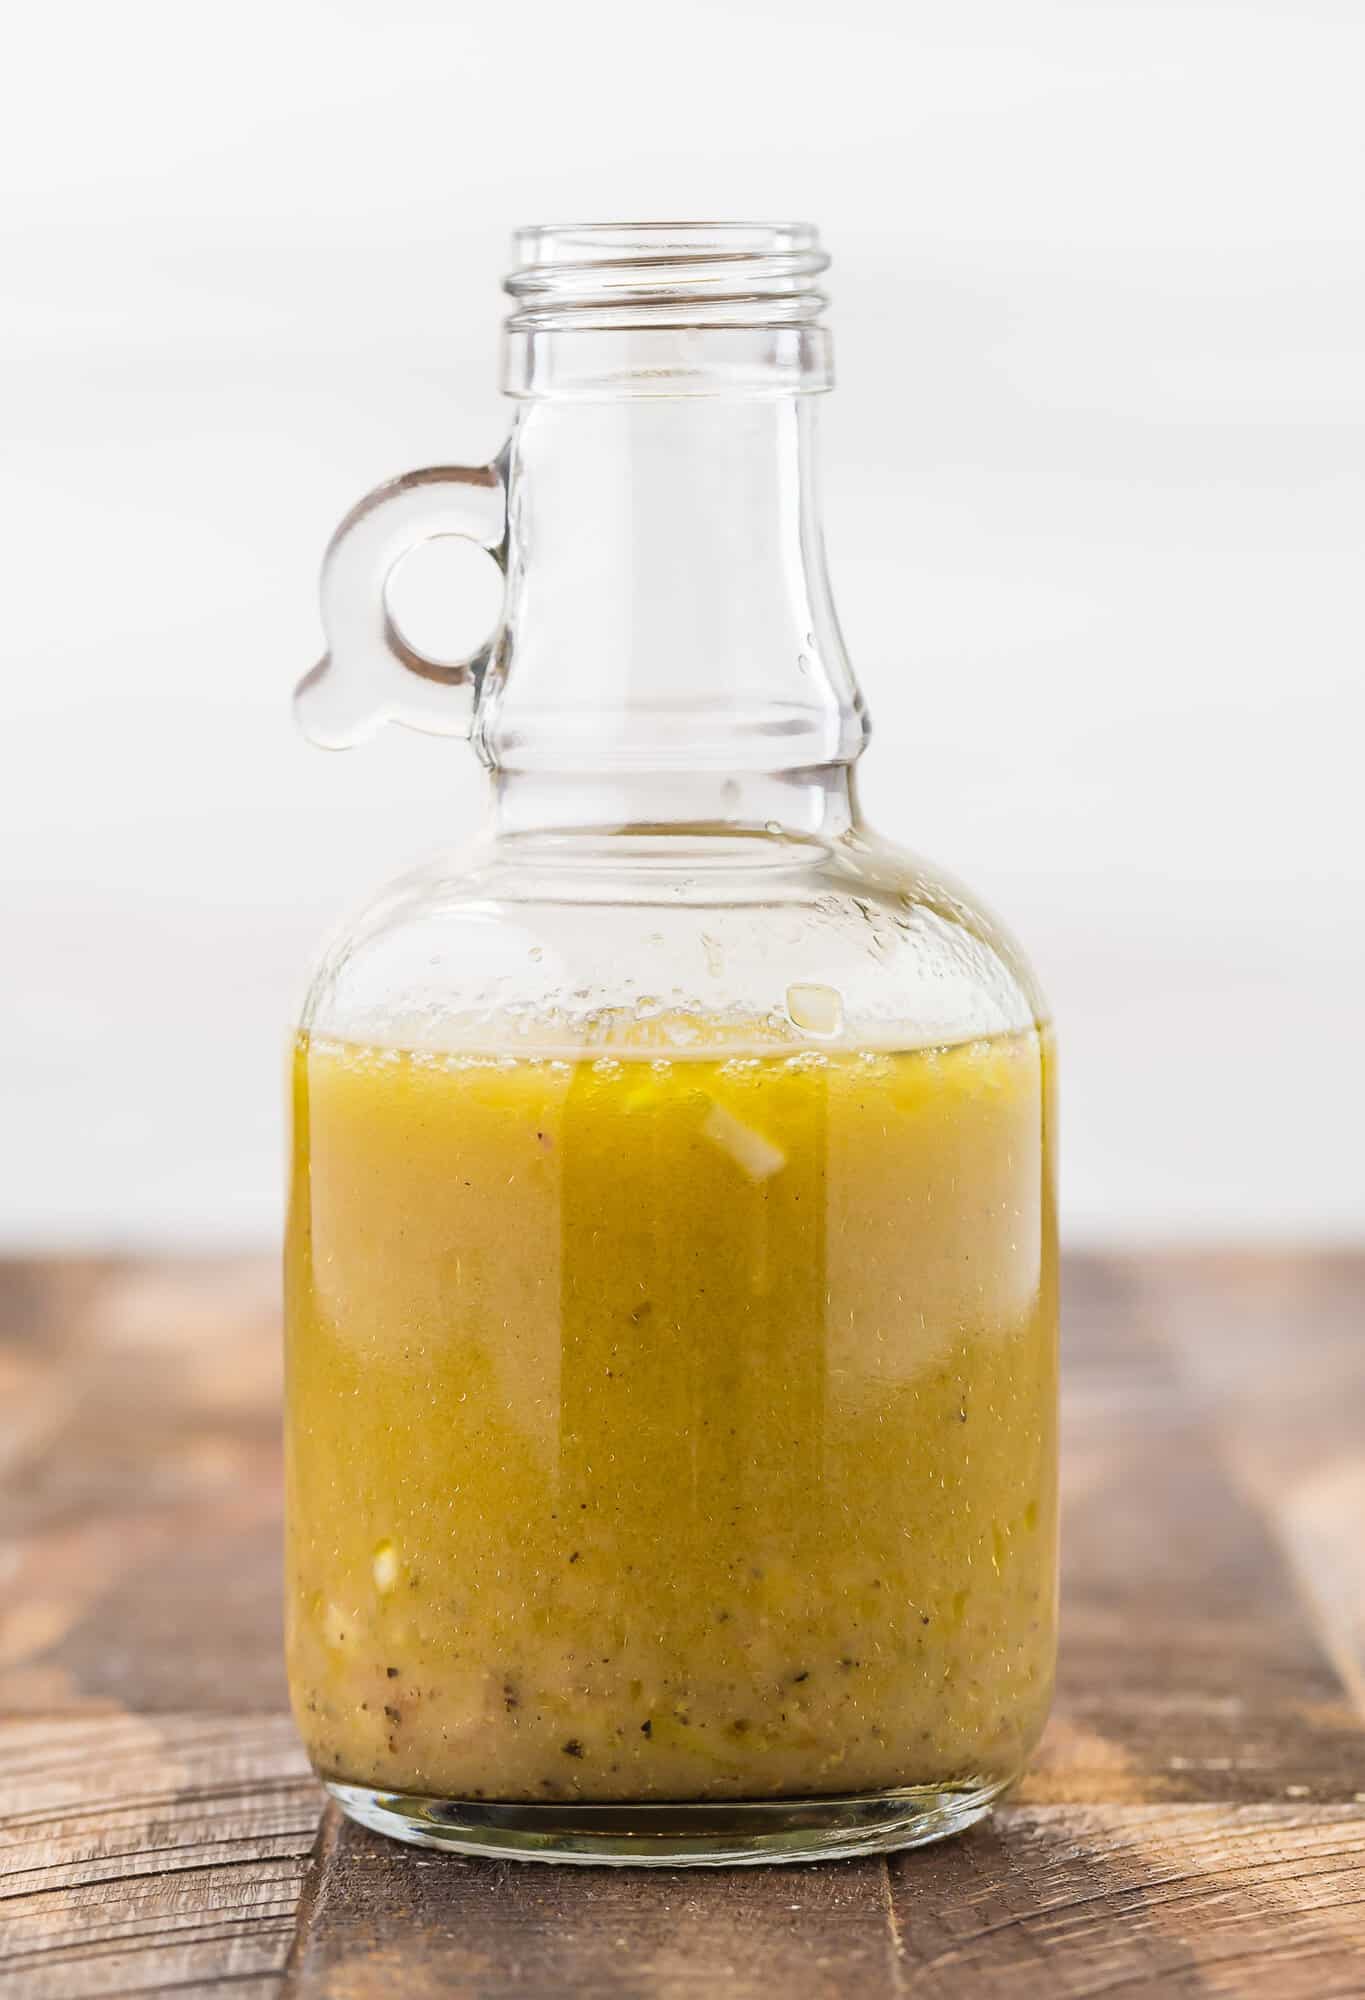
left=500, top=221, right=833, bottom=401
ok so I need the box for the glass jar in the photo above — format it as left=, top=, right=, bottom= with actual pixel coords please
left=285, top=222, right=1057, bottom=1866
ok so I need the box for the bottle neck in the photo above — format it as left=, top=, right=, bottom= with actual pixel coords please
left=477, top=385, right=867, bottom=839
left=489, top=763, right=858, bottom=843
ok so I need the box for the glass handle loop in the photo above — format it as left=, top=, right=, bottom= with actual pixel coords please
left=295, top=457, right=507, bottom=748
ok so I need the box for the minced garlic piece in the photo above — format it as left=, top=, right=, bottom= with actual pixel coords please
left=786, top=983, right=843, bottom=1036
left=701, top=1104, right=786, bottom=1181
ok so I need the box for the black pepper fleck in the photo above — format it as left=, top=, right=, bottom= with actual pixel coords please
left=562, top=1738, right=585, bottom=1758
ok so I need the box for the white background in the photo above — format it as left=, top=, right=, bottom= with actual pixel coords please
left=2, top=0, right=1361, bottom=1247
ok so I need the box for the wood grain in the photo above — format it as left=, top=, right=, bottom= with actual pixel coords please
left=1024, top=1257, right=1365, bottom=1806
left=279, top=1805, right=1365, bottom=1999
left=0, top=1259, right=287, bottom=1716
left=282, top=1813, right=902, bottom=2000
left=890, top=1803, right=1365, bottom=1998
left=0, top=1252, right=1362, bottom=1997
left=1138, top=1253, right=1365, bottom=1731
left=0, top=1714, right=317, bottom=1999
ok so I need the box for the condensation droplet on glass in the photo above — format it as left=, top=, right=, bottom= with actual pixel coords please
left=786, top=983, right=844, bottom=1037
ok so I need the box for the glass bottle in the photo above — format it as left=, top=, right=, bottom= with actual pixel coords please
left=285, top=222, right=1057, bottom=1866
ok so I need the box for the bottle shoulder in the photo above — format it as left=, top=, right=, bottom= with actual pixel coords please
left=301, top=827, right=1047, bottom=1056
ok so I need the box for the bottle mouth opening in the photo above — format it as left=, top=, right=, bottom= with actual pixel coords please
left=504, top=221, right=830, bottom=330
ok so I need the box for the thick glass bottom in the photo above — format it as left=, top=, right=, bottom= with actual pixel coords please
left=326, top=1776, right=1006, bottom=1867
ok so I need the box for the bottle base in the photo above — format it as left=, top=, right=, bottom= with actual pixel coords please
left=325, top=1776, right=1006, bottom=1867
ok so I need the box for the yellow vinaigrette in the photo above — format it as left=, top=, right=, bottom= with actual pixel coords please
left=285, top=1025, right=1057, bottom=1805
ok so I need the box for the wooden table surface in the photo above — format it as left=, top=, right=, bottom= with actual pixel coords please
left=1, top=1252, right=1362, bottom=1997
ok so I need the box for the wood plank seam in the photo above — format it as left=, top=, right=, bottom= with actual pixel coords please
left=878, top=1858, right=908, bottom=1997
left=279, top=1803, right=339, bottom=1995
